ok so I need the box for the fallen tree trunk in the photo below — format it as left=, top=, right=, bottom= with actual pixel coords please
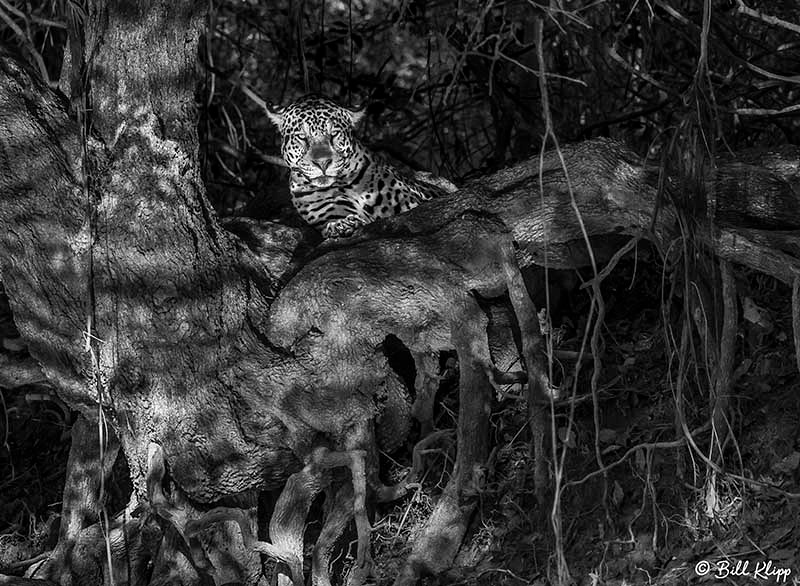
left=1, top=4, right=800, bottom=584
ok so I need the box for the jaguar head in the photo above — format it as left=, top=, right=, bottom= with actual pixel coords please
left=266, top=95, right=365, bottom=187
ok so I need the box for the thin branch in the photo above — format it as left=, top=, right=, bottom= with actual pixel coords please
left=580, top=236, right=643, bottom=290
left=608, top=44, right=676, bottom=95
left=0, top=4, right=52, bottom=85
left=736, top=0, right=800, bottom=35
left=657, top=0, right=800, bottom=85
left=494, top=49, right=587, bottom=86
left=745, top=61, right=800, bottom=85
left=793, top=276, right=800, bottom=375
left=0, top=0, right=65, bottom=28
left=734, top=103, right=800, bottom=117
left=564, top=435, right=692, bottom=489
left=0, top=4, right=27, bottom=42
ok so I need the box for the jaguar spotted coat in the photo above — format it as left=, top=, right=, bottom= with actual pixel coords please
left=266, top=95, right=453, bottom=238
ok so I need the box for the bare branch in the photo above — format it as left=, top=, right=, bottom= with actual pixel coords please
left=736, top=0, right=800, bottom=35
left=734, top=104, right=800, bottom=117
left=0, top=0, right=66, bottom=28
left=608, top=44, right=676, bottom=95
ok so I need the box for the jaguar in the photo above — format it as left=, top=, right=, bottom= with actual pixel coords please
left=266, top=94, right=454, bottom=238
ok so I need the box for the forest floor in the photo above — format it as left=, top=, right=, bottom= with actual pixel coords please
left=1, top=253, right=800, bottom=585
left=371, top=256, right=800, bottom=585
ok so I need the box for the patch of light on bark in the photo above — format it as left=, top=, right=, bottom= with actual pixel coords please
left=133, top=110, right=191, bottom=181
left=69, top=218, right=93, bottom=259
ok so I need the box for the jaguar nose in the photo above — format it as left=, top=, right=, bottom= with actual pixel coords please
left=315, top=157, right=332, bottom=172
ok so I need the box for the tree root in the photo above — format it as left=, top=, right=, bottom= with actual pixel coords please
left=171, top=445, right=376, bottom=586
left=265, top=447, right=375, bottom=586
left=312, top=484, right=356, bottom=586
left=375, top=429, right=455, bottom=504
left=410, top=351, right=441, bottom=436
left=25, top=416, right=121, bottom=586
left=0, top=577, right=58, bottom=585
left=392, top=480, right=470, bottom=586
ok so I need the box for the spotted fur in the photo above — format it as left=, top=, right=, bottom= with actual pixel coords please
left=267, top=95, right=451, bottom=238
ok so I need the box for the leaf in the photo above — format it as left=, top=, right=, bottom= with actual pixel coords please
left=742, top=297, right=773, bottom=329
left=635, top=447, right=647, bottom=471
left=704, top=478, right=718, bottom=517
left=557, top=426, right=576, bottom=448
left=612, top=480, right=624, bottom=506
left=770, top=548, right=796, bottom=562
left=598, top=428, right=618, bottom=444
left=771, top=452, right=800, bottom=475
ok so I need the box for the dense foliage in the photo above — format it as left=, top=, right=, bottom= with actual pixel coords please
left=194, top=0, right=799, bottom=214
left=2, top=0, right=797, bottom=213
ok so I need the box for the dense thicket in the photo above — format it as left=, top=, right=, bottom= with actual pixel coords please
left=2, top=0, right=797, bottom=211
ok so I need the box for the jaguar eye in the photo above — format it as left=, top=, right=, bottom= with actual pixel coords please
left=289, top=135, right=308, bottom=148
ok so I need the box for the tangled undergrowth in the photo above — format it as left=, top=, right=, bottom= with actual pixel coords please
left=3, top=249, right=800, bottom=584
left=371, top=254, right=800, bottom=584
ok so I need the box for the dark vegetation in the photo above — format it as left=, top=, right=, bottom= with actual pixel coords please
left=1, top=0, right=800, bottom=584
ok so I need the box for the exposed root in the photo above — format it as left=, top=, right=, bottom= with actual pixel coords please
left=498, top=239, right=552, bottom=497
left=143, top=443, right=262, bottom=585
left=410, top=351, right=441, bottom=435
left=392, top=481, right=471, bottom=586
left=136, top=442, right=385, bottom=586
left=376, top=430, right=455, bottom=503
left=312, top=485, right=355, bottom=586
left=269, top=447, right=377, bottom=585
left=490, top=367, right=528, bottom=386
left=349, top=451, right=373, bottom=583
left=184, top=507, right=299, bottom=571
left=0, top=577, right=58, bottom=585
left=269, top=462, right=323, bottom=584
left=26, top=415, right=121, bottom=586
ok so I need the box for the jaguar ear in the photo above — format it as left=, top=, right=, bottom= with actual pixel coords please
left=347, top=104, right=366, bottom=126
left=265, top=102, right=285, bottom=128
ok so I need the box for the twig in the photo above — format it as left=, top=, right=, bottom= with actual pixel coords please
left=0, top=4, right=52, bottom=86
left=563, top=428, right=708, bottom=489
left=744, top=61, right=800, bottom=85
left=476, top=567, right=535, bottom=583
left=534, top=16, right=578, bottom=585
left=0, top=0, right=65, bottom=28
left=0, top=5, right=26, bottom=45
left=734, top=104, right=800, bottom=117
left=494, top=50, right=587, bottom=86
left=443, top=0, right=496, bottom=104
left=4, top=551, right=50, bottom=570
left=608, top=45, right=675, bottom=95
left=581, top=236, right=642, bottom=290
left=240, top=83, right=268, bottom=111
left=711, top=259, right=736, bottom=462
left=735, top=0, right=800, bottom=35
left=656, top=0, right=800, bottom=85
left=792, top=276, right=800, bottom=374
